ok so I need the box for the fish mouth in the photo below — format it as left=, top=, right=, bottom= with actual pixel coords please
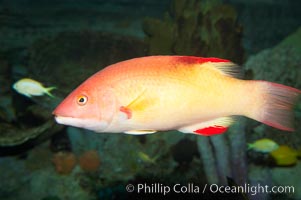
left=53, top=115, right=71, bottom=124
left=53, top=115, right=109, bottom=133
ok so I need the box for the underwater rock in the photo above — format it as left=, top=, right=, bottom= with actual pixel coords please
left=0, top=119, right=62, bottom=148
left=0, top=89, right=64, bottom=148
left=67, top=127, right=185, bottom=186
left=50, top=130, right=72, bottom=153
left=24, top=142, right=53, bottom=171
left=143, top=0, right=244, bottom=63
left=78, top=150, right=101, bottom=172
left=244, top=26, right=301, bottom=88
left=244, top=47, right=301, bottom=88
left=29, top=166, right=93, bottom=200
left=0, top=143, right=95, bottom=200
left=0, top=55, right=16, bottom=123
left=244, top=28, right=301, bottom=200
left=271, top=162, right=301, bottom=199
left=277, top=27, right=301, bottom=54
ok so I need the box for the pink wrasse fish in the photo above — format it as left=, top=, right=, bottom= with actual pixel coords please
left=52, top=56, right=301, bottom=136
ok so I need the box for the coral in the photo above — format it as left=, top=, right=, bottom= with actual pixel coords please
left=143, top=0, right=244, bottom=63
left=51, top=151, right=77, bottom=175
left=78, top=150, right=101, bottom=172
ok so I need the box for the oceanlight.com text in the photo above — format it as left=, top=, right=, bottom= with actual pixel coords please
left=209, top=183, right=294, bottom=196
left=125, top=183, right=295, bottom=196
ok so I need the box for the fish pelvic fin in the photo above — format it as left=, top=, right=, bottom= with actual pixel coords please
left=124, top=130, right=157, bottom=135
left=248, top=81, right=301, bottom=131
left=178, top=117, right=235, bottom=136
left=45, top=86, right=56, bottom=98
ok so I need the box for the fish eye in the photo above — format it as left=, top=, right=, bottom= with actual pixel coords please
left=77, top=95, right=88, bottom=106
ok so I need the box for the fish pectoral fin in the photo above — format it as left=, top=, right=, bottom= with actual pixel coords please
left=124, top=130, right=157, bottom=135
left=119, top=90, right=153, bottom=119
left=178, top=117, right=235, bottom=136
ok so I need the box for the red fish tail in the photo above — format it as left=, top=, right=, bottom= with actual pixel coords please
left=249, top=81, right=301, bottom=131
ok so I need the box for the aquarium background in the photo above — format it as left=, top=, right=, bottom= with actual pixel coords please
left=0, top=0, right=300, bottom=199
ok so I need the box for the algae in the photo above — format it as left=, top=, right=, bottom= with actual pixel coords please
left=143, top=0, right=244, bottom=63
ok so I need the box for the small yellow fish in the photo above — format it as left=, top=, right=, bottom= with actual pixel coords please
left=270, top=145, right=298, bottom=166
left=137, top=152, right=158, bottom=164
left=13, top=78, right=56, bottom=98
left=248, top=138, right=279, bottom=153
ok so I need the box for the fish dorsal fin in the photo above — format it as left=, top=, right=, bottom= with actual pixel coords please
left=192, top=57, right=242, bottom=78
left=176, top=56, right=242, bottom=78
left=125, top=130, right=157, bottom=135
left=178, top=117, right=235, bottom=136
left=204, top=61, right=242, bottom=78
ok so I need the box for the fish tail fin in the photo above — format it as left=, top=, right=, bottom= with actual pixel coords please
left=249, top=81, right=301, bottom=131
left=45, top=86, right=56, bottom=98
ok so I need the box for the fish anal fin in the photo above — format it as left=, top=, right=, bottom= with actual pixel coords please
left=178, top=117, right=234, bottom=136
left=194, top=126, right=228, bottom=136
left=125, top=130, right=157, bottom=135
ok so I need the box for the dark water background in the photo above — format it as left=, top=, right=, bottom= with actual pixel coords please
left=0, top=0, right=300, bottom=199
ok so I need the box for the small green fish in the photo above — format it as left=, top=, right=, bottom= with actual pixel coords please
left=248, top=138, right=279, bottom=153
left=13, top=78, right=56, bottom=98
left=137, top=152, right=158, bottom=164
